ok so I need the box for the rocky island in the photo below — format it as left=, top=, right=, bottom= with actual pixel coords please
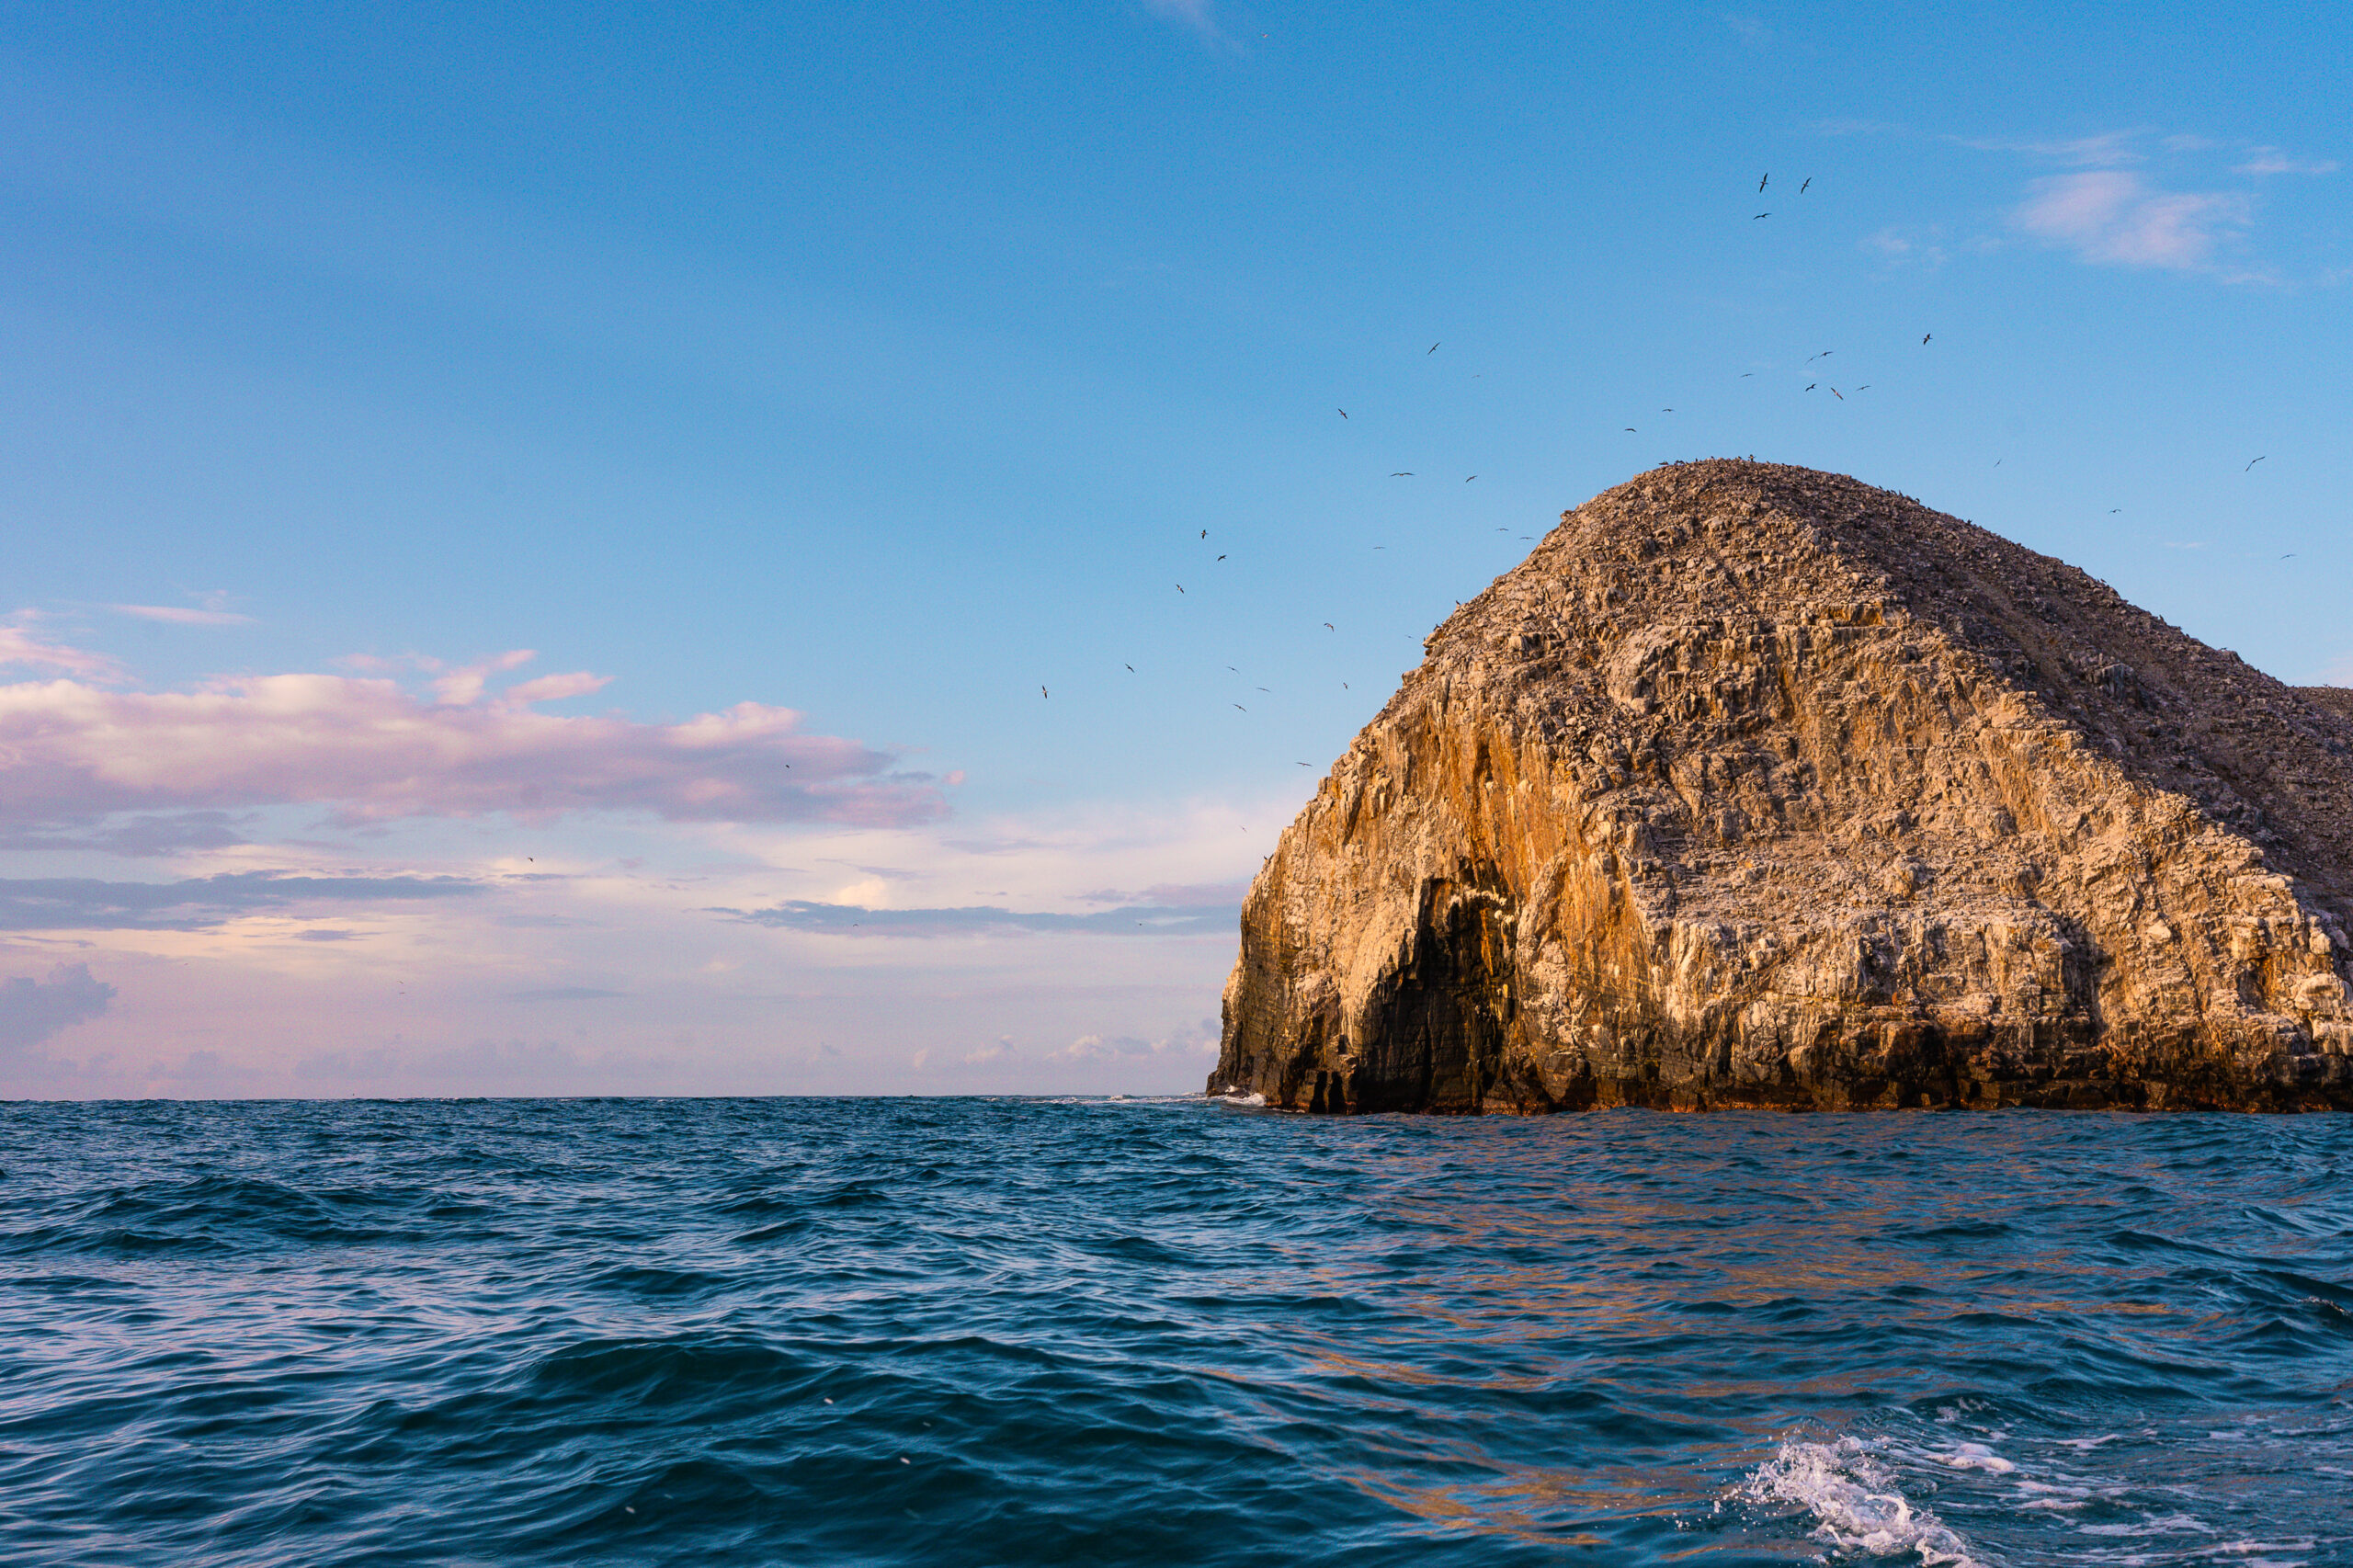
left=1211, top=460, right=2353, bottom=1112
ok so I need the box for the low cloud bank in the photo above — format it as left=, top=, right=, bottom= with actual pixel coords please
left=0, top=963, right=116, bottom=1052
left=717, top=897, right=1239, bottom=937
left=0, top=871, right=485, bottom=932
left=0, top=657, right=945, bottom=828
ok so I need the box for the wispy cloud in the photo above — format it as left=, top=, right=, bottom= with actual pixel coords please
left=1139, top=0, right=1222, bottom=40
left=2234, top=147, right=2339, bottom=176
left=0, top=619, right=119, bottom=678
left=1863, top=226, right=1950, bottom=268
left=0, top=871, right=485, bottom=931
left=0, top=648, right=946, bottom=827
left=1054, top=1027, right=1217, bottom=1062
left=0, top=810, right=250, bottom=858
left=2013, top=170, right=2250, bottom=270
left=108, top=604, right=255, bottom=627
left=715, top=895, right=1237, bottom=937
left=1956, top=131, right=2145, bottom=167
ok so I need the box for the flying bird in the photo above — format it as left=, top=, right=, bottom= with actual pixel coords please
left=1217, top=553, right=1226, bottom=560
left=1233, top=704, right=1245, bottom=712
left=1806, top=350, right=1833, bottom=361
left=2246, top=456, right=2267, bottom=471
left=1200, top=529, right=1207, bottom=538
left=1800, top=176, right=1812, bottom=192
left=1427, top=343, right=1440, bottom=354
left=1323, top=622, right=1334, bottom=630
left=1831, top=387, right=1843, bottom=400
left=1662, top=408, right=1674, bottom=413
left=1337, top=408, right=1347, bottom=418
left=1625, top=426, right=1637, bottom=432
left=1922, top=333, right=1932, bottom=344
left=1805, top=383, right=1815, bottom=392
left=1754, top=211, right=1770, bottom=219
left=1040, top=686, right=1048, bottom=699
left=1758, top=173, right=1768, bottom=192
left=2109, top=509, right=2120, bottom=515
left=1740, top=371, right=1754, bottom=377
left=1176, top=584, right=1184, bottom=592
left=1392, top=472, right=1413, bottom=477
left=1465, top=474, right=1476, bottom=482
left=1125, top=664, right=1134, bottom=671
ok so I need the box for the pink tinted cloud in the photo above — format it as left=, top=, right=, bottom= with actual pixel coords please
left=432, top=649, right=539, bottom=707
left=2013, top=171, right=2249, bottom=269
left=108, top=604, right=256, bottom=626
left=0, top=622, right=119, bottom=678
left=0, top=657, right=945, bottom=827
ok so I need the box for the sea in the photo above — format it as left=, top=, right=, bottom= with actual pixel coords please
left=2, top=1097, right=2348, bottom=1567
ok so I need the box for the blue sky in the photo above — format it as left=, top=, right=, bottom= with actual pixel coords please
left=1, top=1, right=2345, bottom=1096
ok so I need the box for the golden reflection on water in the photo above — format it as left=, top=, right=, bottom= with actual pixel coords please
left=1216, top=1115, right=2246, bottom=1541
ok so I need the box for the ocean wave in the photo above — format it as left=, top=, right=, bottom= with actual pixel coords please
left=1, top=1100, right=2348, bottom=1565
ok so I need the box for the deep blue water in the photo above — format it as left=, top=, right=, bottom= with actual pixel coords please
left=2, top=1099, right=2349, bottom=1567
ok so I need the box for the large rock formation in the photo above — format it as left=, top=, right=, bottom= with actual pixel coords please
left=1211, top=460, right=2353, bottom=1112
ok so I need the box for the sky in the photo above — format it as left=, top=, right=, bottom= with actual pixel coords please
left=1, top=0, right=2346, bottom=1097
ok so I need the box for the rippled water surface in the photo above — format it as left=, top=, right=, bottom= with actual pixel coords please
left=3, top=1099, right=2350, bottom=1566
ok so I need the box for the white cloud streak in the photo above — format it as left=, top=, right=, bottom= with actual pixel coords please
left=108, top=604, right=256, bottom=626
left=2234, top=149, right=2340, bottom=176
left=1139, top=0, right=1222, bottom=42
left=2012, top=171, right=2250, bottom=270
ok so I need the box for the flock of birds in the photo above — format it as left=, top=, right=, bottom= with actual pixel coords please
left=1037, top=170, right=2282, bottom=745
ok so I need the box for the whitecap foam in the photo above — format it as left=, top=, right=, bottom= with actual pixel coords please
left=1741, top=1436, right=1985, bottom=1566
left=2081, top=1511, right=2219, bottom=1538
left=1940, top=1442, right=2016, bottom=1474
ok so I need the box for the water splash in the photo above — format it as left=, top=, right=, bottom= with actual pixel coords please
left=1742, top=1436, right=1984, bottom=1565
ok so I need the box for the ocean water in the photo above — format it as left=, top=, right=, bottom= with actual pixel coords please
left=2, top=1099, right=2348, bottom=1567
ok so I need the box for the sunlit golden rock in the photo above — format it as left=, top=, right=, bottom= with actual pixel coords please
left=1211, top=460, right=2353, bottom=1112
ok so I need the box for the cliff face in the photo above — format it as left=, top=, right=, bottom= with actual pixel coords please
left=1211, top=460, right=2353, bottom=1112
